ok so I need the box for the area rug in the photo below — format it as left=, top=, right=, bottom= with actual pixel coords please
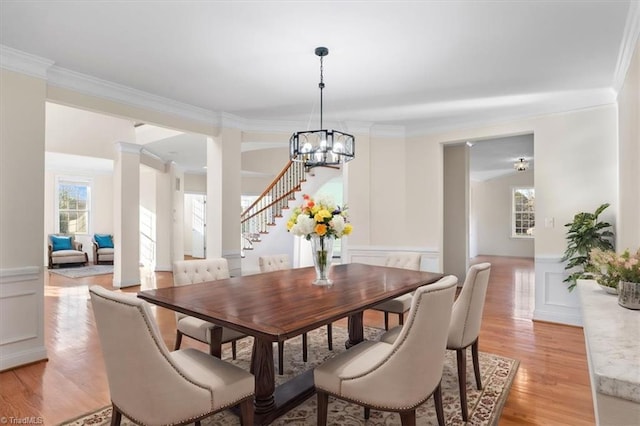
left=59, top=326, right=518, bottom=425
left=49, top=264, right=113, bottom=278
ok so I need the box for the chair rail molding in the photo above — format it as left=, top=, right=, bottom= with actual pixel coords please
left=0, top=266, right=48, bottom=371
left=533, top=256, right=582, bottom=326
left=347, top=246, right=441, bottom=273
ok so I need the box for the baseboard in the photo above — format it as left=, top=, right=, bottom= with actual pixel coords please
left=532, top=309, right=583, bottom=327
left=0, top=345, right=48, bottom=372
left=112, top=278, right=140, bottom=288
left=154, top=265, right=172, bottom=272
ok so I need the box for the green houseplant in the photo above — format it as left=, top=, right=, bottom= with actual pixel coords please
left=561, top=203, right=614, bottom=291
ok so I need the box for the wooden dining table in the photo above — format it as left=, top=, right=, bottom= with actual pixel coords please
left=137, top=262, right=443, bottom=425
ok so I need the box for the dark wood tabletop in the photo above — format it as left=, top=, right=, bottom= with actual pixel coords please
left=137, top=262, right=443, bottom=425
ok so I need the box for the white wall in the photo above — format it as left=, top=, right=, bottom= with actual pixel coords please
left=473, top=170, right=535, bottom=258
left=617, top=39, right=640, bottom=252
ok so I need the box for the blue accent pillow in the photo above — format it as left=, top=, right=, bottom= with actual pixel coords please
left=94, top=234, right=114, bottom=249
left=51, top=235, right=72, bottom=251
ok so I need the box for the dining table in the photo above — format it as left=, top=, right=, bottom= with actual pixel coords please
left=137, top=262, right=443, bottom=425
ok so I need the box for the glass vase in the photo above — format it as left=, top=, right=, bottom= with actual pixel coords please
left=310, top=235, right=334, bottom=286
left=618, top=281, right=640, bottom=310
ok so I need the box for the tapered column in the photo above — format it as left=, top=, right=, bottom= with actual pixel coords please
left=113, top=142, right=141, bottom=288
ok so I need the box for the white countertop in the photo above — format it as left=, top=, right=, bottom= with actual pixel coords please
left=577, top=280, right=640, bottom=403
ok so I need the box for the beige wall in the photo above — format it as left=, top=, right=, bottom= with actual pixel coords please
left=473, top=170, right=535, bottom=258
left=45, top=102, right=136, bottom=159
left=617, top=39, right=640, bottom=251
left=0, top=69, right=48, bottom=369
left=443, top=144, right=469, bottom=281
left=403, top=105, right=618, bottom=258
left=1, top=70, right=46, bottom=267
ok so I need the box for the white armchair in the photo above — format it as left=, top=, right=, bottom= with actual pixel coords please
left=314, top=275, right=458, bottom=426
left=370, top=252, right=422, bottom=329
left=173, top=258, right=248, bottom=359
left=92, top=233, right=114, bottom=265
left=48, top=234, right=88, bottom=269
left=89, top=285, right=254, bottom=426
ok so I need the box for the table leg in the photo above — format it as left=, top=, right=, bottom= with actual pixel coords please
left=251, top=337, right=276, bottom=414
left=346, top=312, right=364, bottom=348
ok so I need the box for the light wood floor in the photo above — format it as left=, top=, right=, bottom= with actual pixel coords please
left=0, top=256, right=595, bottom=425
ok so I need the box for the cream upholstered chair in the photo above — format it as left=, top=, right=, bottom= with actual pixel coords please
left=89, top=285, right=254, bottom=426
left=381, top=262, right=492, bottom=422
left=47, top=234, right=88, bottom=269
left=445, top=262, right=491, bottom=421
left=258, top=254, right=333, bottom=375
left=173, top=258, right=247, bottom=359
left=370, top=252, right=422, bottom=330
left=314, top=275, right=458, bottom=426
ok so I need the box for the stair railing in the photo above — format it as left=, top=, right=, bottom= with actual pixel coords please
left=240, top=160, right=306, bottom=251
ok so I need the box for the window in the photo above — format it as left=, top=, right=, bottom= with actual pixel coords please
left=56, top=177, right=91, bottom=234
left=512, top=187, right=535, bottom=238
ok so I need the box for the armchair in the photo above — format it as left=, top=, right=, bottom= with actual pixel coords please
left=48, top=234, right=88, bottom=269
left=92, top=233, right=114, bottom=265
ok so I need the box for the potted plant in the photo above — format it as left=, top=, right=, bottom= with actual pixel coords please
left=560, top=203, right=614, bottom=291
left=589, top=248, right=640, bottom=309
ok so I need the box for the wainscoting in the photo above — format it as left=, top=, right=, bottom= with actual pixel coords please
left=0, top=266, right=47, bottom=371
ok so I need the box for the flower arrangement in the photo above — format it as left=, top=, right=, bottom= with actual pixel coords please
left=287, top=194, right=352, bottom=239
left=588, top=248, right=640, bottom=288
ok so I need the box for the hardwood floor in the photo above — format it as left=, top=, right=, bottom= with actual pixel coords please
left=0, top=256, right=595, bottom=425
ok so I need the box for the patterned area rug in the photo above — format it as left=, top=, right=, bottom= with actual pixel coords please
left=59, top=326, right=518, bottom=425
left=49, top=264, right=113, bottom=278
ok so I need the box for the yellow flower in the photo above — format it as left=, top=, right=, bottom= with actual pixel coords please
left=343, top=223, right=353, bottom=235
left=315, top=224, right=327, bottom=236
left=287, top=221, right=295, bottom=230
left=311, top=205, right=321, bottom=215
left=314, top=209, right=331, bottom=222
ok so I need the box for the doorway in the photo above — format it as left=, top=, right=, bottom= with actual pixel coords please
left=185, top=193, right=206, bottom=258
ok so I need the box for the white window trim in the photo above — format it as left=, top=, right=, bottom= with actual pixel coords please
left=55, top=175, right=93, bottom=235
left=511, top=186, right=535, bottom=239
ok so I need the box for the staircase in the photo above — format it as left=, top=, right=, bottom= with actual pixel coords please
left=240, top=160, right=307, bottom=256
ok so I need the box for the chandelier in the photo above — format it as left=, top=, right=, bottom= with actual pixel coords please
left=290, top=47, right=355, bottom=168
left=514, top=158, right=529, bottom=172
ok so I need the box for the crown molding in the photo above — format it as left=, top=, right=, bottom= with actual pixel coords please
left=115, top=141, right=142, bottom=154
left=404, top=88, right=617, bottom=138
left=0, top=44, right=54, bottom=79
left=47, top=65, right=216, bottom=125
left=613, top=0, right=640, bottom=94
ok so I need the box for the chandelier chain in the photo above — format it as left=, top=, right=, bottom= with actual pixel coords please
left=319, top=55, right=324, bottom=129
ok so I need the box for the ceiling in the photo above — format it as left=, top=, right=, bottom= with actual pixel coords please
left=1, top=1, right=635, bottom=177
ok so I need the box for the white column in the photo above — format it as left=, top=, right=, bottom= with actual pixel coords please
left=170, top=162, right=185, bottom=264
left=206, top=136, right=222, bottom=258
left=113, top=142, right=141, bottom=288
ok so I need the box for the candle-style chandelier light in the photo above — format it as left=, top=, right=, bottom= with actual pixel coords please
left=289, top=47, right=355, bottom=168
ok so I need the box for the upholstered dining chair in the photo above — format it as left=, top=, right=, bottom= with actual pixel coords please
left=89, top=285, right=255, bottom=426
left=314, top=275, right=458, bottom=426
left=258, top=254, right=333, bottom=375
left=370, top=252, right=422, bottom=330
left=173, top=258, right=247, bottom=359
left=381, top=262, right=492, bottom=422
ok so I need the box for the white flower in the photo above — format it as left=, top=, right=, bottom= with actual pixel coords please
left=291, top=213, right=315, bottom=236
left=287, top=194, right=352, bottom=240
left=315, top=194, right=337, bottom=212
left=329, top=215, right=345, bottom=237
